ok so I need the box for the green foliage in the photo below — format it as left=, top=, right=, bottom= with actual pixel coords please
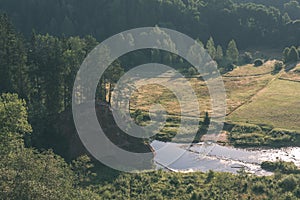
left=206, top=37, right=216, bottom=59
left=274, top=61, right=284, bottom=73
left=0, top=4, right=300, bottom=199
left=71, top=155, right=96, bottom=186
left=0, top=93, right=32, bottom=135
left=283, top=47, right=291, bottom=63
left=229, top=123, right=300, bottom=147
left=252, top=182, right=266, bottom=194
left=284, top=0, right=300, bottom=20
left=261, top=161, right=299, bottom=174
left=0, top=14, right=28, bottom=98
left=279, top=175, right=298, bottom=191
left=226, top=40, right=239, bottom=64
left=282, top=12, right=292, bottom=24
left=287, top=46, right=299, bottom=63
left=283, top=46, right=300, bottom=63
left=0, top=93, right=101, bottom=200
left=254, top=59, right=264, bottom=67
left=0, top=0, right=297, bottom=49
left=241, top=52, right=253, bottom=64
left=215, top=45, right=224, bottom=62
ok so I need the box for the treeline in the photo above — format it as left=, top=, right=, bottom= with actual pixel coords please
left=0, top=0, right=299, bottom=48
left=283, top=45, right=300, bottom=63
left=234, top=0, right=300, bottom=19
left=0, top=14, right=103, bottom=154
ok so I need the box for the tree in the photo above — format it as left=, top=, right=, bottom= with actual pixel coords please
left=279, top=175, right=297, bottom=191
left=226, top=40, right=239, bottom=64
left=0, top=14, right=29, bottom=98
left=284, top=1, right=300, bottom=20
left=0, top=93, right=32, bottom=135
left=0, top=93, right=101, bottom=200
left=103, top=62, right=125, bottom=105
left=206, top=37, right=216, bottom=59
left=282, top=13, right=292, bottom=24
left=241, top=52, right=253, bottom=64
left=274, top=61, right=283, bottom=73
left=215, top=45, right=224, bottom=62
left=254, top=59, right=264, bottom=67
left=62, top=37, right=88, bottom=109
left=72, top=155, right=96, bottom=186
left=283, top=47, right=290, bottom=63
left=28, top=33, right=65, bottom=116
left=287, top=46, right=299, bottom=63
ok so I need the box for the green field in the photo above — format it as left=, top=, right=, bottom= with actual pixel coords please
left=129, top=61, right=300, bottom=143
left=229, top=79, right=300, bottom=132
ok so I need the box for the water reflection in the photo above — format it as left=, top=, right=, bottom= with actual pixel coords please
left=151, top=140, right=300, bottom=176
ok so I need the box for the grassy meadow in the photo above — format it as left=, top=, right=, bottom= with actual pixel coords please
left=129, top=60, right=300, bottom=145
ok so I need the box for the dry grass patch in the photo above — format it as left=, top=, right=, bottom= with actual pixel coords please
left=225, top=60, right=276, bottom=77
left=280, top=63, right=300, bottom=82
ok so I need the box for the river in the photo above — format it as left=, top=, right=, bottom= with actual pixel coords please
left=151, top=140, right=300, bottom=176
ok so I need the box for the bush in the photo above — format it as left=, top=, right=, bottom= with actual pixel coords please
left=273, top=61, right=283, bottom=73
left=241, top=52, right=253, bottom=64
left=261, top=161, right=298, bottom=174
left=254, top=59, right=264, bottom=67
left=287, top=46, right=299, bottom=63
left=226, top=63, right=235, bottom=71
left=279, top=175, right=297, bottom=191
left=252, top=182, right=266, bottom=194
left=283, top=47, right=290, bottom=63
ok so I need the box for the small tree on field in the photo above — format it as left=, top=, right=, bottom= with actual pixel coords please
left=226, top=40, right=239, bottom=64
left=274, top=61, right=283, bottom=73
left=215, top=45, right=224, bottom=62
left=287, top=46, right=299, bottom=63
left=254, top=59, right=264, bottom=67
left=283, top=47, right=290, bottom=63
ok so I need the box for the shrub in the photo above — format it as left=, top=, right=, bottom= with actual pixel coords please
left=279, top=175, right=297, bottom=191
left=283, top=47, right=290, bottom=63
left=226, top=63, right=235, bottom=71
left=287, top=46, right=299, bottom=63
left=273, top=61, right=283, bottom=73
left=241, top=52, right=253, bottom=64
left=261, top=161, right=298, bottom=174
left=252, top=182, right=266, bottom=194
left=254, top=59, right=264, bottom=67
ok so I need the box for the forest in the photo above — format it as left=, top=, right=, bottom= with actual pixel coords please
left=1, top=0, right=300, bottom=199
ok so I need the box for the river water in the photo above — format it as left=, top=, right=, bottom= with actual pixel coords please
left=151, top=140, right=300, bottom=176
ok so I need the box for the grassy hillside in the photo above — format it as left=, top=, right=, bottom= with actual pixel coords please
left=129, top=60, right=300, bottom=145
left=229, top=79, right=300, bottom=132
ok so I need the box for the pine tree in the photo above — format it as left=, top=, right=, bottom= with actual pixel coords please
left=206, top=37, right=216, bottom=59
left=215, top=45, right=224, bottom=62
left=287, top=46, right=299, bottom=63
left=282, top=13, right=292, bottom=24
left=0, top=14, right=28, bottom=98
left=28, top=34, right=64, bottom=116
left=226, top=40, right=239, bottom=64
left=283, top=47, right=290, bottom=63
